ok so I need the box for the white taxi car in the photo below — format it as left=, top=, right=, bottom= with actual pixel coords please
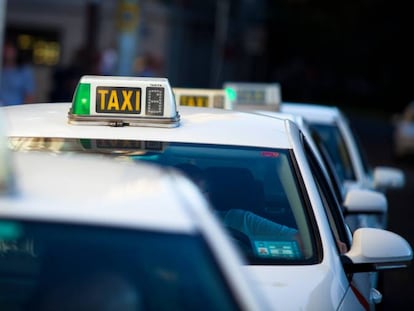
left=2, top=76, right=413, bottom=310
left=0, top=145, right=270, bottom=309
left=251, top=110, right=388, bottom=231
left=281, top=102, right=405, bottom=194
left=199, top=83, right=388, bottom=232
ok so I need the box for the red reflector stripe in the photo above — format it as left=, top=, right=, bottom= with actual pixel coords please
left=350, top=283, right=370, bottom=311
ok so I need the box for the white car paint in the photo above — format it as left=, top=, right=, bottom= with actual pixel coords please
left=0, top=151, right=271, bottom=311
left=2, top=98, right=412, bottom=310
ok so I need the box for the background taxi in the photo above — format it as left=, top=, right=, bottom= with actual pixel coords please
left=251, top=110, right=388, bottom=232
left=0, top=122, right=269, bottom=310
left=281, top=102, right=405, bottom=194
left=2, top=75, right=413, bottom=310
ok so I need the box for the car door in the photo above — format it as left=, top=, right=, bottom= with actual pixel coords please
left=302, top=135, right=373, bottom=310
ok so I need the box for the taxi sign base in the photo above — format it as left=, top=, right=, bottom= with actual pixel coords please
left=68, top=110, right=180, bottom=128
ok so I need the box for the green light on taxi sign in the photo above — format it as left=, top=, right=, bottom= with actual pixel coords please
left=225, top=87, right=237, bottom=102
left=72, top=83, right=91, bottom=115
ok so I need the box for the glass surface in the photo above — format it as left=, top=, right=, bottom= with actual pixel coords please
left=9, top=137, right=319, bottom=264
left=309, top=123, right=356, bottom=181
left=0, top=220, right=239, bottom=311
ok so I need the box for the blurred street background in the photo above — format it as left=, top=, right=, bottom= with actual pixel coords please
left=1, top=0, right=413, bottom=113
left=1, top=0, right=413, bottom=309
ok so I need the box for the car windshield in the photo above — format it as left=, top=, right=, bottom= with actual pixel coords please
left=0, top=219, right=240, bottom=311
left=308, top=123, right=356, bottom=181
left=8, top=137, right=319, bottom=265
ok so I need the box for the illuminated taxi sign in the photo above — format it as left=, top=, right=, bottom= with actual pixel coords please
left=68, top=75, right=180, bottom=127
left=96, top=86, right=141, bottom=114
left=223, top=82, right=282, bottom=111
left=173, top=88, right=232, bottom=109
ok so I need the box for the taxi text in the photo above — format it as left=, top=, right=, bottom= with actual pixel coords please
left=96, top=86, right=141, bottom=113
left=179, top=95, right=209, bottom=107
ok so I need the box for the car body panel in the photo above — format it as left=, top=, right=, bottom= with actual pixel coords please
left=2, top=97, right=412, bottom=310
left=0, top=151, right=272, bottom=311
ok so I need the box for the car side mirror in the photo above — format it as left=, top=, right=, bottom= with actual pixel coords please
left=343, top=188, right=387, bottom=215
left=342, top=228, right=413, bottom=273
left=373, top=166, right=405, bottom=191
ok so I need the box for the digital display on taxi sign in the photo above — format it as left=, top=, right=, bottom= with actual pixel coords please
left=179, top=95, right=209, bottom=107
left=96, top=86, right=141, bottom=114
left=146, top=87, right=164, bottom=116
left=237, top=90, right=266, bottom=105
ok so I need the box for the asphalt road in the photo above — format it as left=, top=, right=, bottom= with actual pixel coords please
left=349, top=114, right=414, bottom=310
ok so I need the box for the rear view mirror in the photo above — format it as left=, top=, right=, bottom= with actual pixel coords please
left=343, top=188, right=387, bottom=215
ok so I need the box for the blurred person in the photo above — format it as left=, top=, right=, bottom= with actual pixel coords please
left=177, top=163, right=347, bottom=254
left=176, top=164, right=300, bottom=242
left=100, top=46, right=118, bottom=76
left=133, top=53, right=160, bottom=77
left=50, top=46, right=101, bottom=102
left=0, top=40, right=36, bottom=106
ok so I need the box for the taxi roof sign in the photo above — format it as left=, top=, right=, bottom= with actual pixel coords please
left=223, top=82, right=282, bottom=112
left=173, top=88, right=232, bottom=109
left=68, top=75, right=180, bottom=127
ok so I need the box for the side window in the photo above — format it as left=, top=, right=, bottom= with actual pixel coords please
left=302, top=137, right=351, bottom=253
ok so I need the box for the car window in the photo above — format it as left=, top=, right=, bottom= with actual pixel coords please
left=302, top=138, right=351, bottom=253
left=9, top=137, right=320, bottom=265
left=310, top=130, right=345, bottom=201
left=308, top=123, right=356, bottom=181
left=347, top=124, right=372, bottom=176
left=0, top=219, right=240, bottom=311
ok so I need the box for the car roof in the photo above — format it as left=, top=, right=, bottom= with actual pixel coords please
left=0, top=152, right=203, bottom=233
left=2, top=103, right=293, bottom=149
left=281, top=102, right=341, bottom=123
left=0, top=146, right=272, bottom=310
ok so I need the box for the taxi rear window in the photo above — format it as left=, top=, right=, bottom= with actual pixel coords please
left=8, top=137, right=319, bottom=265
left=0, top=219, right=240, bottom=311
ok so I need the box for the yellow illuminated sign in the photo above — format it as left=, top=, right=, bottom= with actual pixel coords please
left=179, top=95, right=209, bottom=107
left=96, top=86, right=141, bottom=114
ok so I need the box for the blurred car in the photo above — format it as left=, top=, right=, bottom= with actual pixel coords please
left=281, top=103, right=405, bottom=194
left=392, top=101, right=414, bottom=158
left=185, top=84, right=389, bottom=232
left=2, top=75, right=413, bottom=310
left=280, top=102, right=406, bottom=236
left=0, top=150, right=270, bottom=310
left=251, top=110, right=388, bottom=231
